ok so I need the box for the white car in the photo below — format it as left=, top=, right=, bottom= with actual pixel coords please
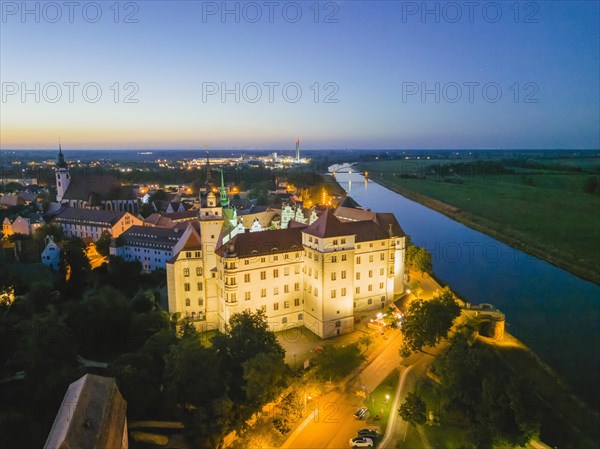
left=349, top=437, right=373, bottom=447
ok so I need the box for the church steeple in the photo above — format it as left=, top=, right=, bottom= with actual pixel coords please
left=220, top=170, right=229, bottom=208
left=55, top=141, right=70, bottom=202
left=57, top=141, right=68, bottom=169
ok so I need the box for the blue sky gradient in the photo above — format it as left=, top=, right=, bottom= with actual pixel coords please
left=1, top=0, right=598, bottom=150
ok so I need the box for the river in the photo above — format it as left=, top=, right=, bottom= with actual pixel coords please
left=332, top=168, right=600, bottom=407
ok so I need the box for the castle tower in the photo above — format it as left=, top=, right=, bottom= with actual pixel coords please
left=219, top=170, right=229, bottom=208
left=55, top=143, right=70, bottom=203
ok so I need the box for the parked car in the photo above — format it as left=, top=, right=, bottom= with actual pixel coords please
left=353, top=407, right=369, bottom=420
left=357, top=429, right=380, bottom=439
left=349, top=437, right=374, bottom=447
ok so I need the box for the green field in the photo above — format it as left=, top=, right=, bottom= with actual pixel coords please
left=363, top=159, right=600, bottom=284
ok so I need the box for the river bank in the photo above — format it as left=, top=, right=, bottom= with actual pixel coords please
left=332, top=168, right=600, bottom=411
left=366, top=172, right=600, bottom=285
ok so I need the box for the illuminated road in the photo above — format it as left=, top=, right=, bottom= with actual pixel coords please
left=280, top=330, right=406, bottom=449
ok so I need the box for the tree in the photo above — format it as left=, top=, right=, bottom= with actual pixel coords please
left=140, top=203, right=155, bottom=218
left=95, top=231, right=112, bottom=257
left=212, top=309, right=286, bottom=403
left=398, top=392, right=427, bottom=425
left=408, top=279, right=423, bottom=299
left=33, top=223, right=64, bottom=244
left=164, top=338, right=225, bottom=407
left=358, top=334, right=373, bottom=353
left=59, top=237, right=90, bottom=298
left=400, top=287, right=461, bottom=357
left=242, top=351, right=288, bottom=406
left=313, top=343, right=365, bottom=381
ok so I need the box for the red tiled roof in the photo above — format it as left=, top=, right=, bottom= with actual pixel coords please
left=215, top=226, right=306, bottom=258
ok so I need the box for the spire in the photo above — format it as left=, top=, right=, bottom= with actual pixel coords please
left=57, top=140, right=68, bottom=169
left=220, top=170, right=229, bottom=207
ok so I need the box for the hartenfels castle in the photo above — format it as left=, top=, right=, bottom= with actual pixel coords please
left=166, top=180, right=406, bottom=338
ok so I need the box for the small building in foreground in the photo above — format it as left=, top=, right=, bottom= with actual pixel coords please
left=43, top=374, right=128, bottom=449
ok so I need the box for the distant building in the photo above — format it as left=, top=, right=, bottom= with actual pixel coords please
left=43, top=374, right=128, bottom=449
left=1, top=214, right=46, bottom=237
left=0, top=194, right=26, bottom=208
left=55, top=145, right=139, bottom=213
left=2, top=218, right=12, bottom=237
left=53, top=207, right=143, bottom=240
left=9, top=216, right=31, bottom=236
left=110, top=224, right=192, bottom=271
left=41, top=236, right=62, bottom=270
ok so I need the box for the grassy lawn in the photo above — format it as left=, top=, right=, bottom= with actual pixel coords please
left=400, top=339, right=599, bottom=449
left=363, top=159, right=600, bottom=283
left=416, top=379, right=472, bottom=449
left=365, top=370, right=400, bottom=437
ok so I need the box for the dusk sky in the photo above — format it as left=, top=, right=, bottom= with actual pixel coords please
left=1, top=1, right=598, bottom=150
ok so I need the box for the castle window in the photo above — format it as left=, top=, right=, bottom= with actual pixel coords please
left=274, top=287, right=279, bottom=295
left=341, top=239, right=346, bottom=244
left=356, top=272, right=360, bottom=280
left=282, top=317, right=288, bottom=324
left=298, top=313, right=303, bottom=320
left=331, top=272, right=336, bottom=281
left=185, top=298, right=191, bottom=306
left=369, top=255, right=373, bottom=263
left=245, top=291, right=251, bottom=300
left=380, top=268, right=384, bottom=275
left=198, top=298, right=204, bottom=306
left=379, top=282, right=384, bottom=289
left=284, top=285, right=289, bottom=293
left=356, top=256, right=361, bottom=264
left=261, top=288, right=266, bottom=298
left=197, top=282, right=203, bottom=291
left=369, top=270, right=373, bottom=278
left=260, top=271, right=266, bottom=280
left=331, top=290, right=336, bottom=299
left=331, top=255, right=337, bottom=263
left=356, top=287, right=360, bottom=294
left=186, top=252, right=192, bottom=258
left=184, top=268, right=190, bottom=277
left=184, top=283, right=190, bottom=292
left=333, top=239, right=338, bottom=245
left=294, top=282, right=299, bottom=291
left=294, top=298, right=300, bottom=306
left=273, top=269, right=279, bottom=278
left=244, top=273, right=250, bottom=282
left=274, top=302, right=279, bottom=311
left=196, top=267, right=202, bottom=276
left=341, top=288, right=347, bottom=296
left=368, top=298, right=372, bottom=304
left=341, top=270, right=346, bottom=279
left=368, top=285, right=373, bottom=292
left=284, top=267, right=289, bottom=276
left=341, top=254, right=347, bottom=261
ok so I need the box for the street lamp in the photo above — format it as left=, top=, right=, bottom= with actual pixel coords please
left=385, top=394, right=390, bottom=411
